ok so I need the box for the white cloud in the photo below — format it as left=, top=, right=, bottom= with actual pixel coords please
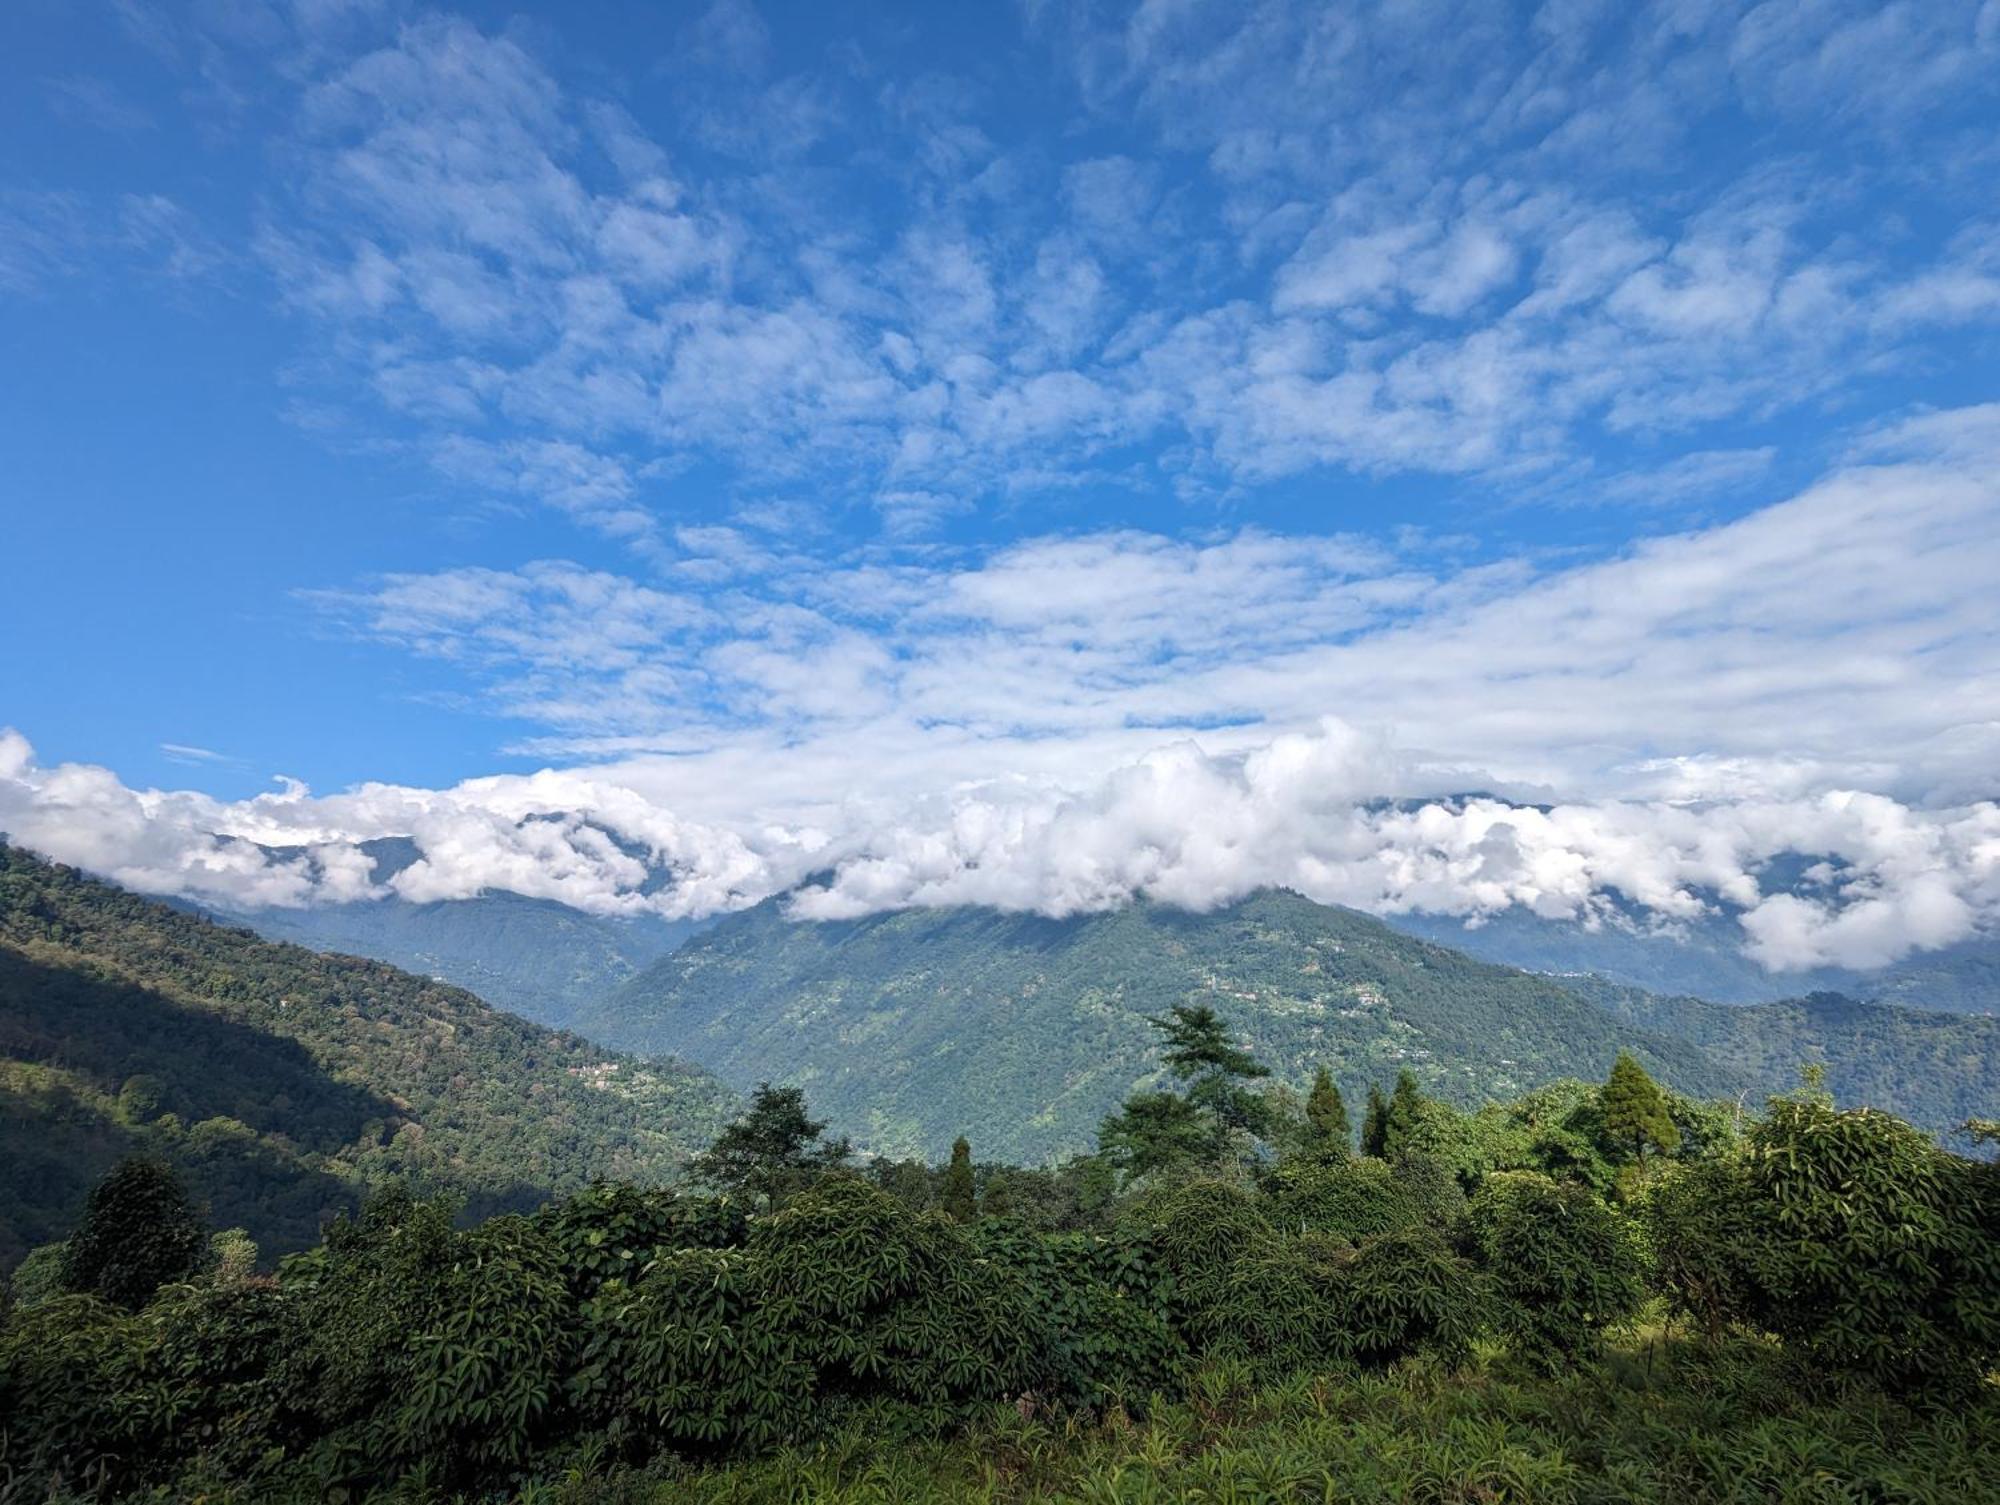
left=7, top=406, right=2000, bottom=973
left=5, top=719, right=1995, bottom=975
left=290, top=408, right=2000, bottom=803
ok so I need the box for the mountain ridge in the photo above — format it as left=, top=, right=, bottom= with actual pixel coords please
left=580, top=886, right=1754, bottom=1162
left=583, top=885, right=1998, bottom=1161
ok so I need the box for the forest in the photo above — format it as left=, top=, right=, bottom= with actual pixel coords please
left=4, top=998, right=1996, bottom=1504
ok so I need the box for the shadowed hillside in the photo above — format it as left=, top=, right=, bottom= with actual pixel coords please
left=0, top=843, right=737, bottom=1270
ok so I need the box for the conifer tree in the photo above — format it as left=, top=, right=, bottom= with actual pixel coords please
left=1600, top=1051, right=1680, bottom=1164
left=1098, top=1090, right=1214, bottom=1181
left=1153, top=1004, right=1272, bottom=1136
left=1382, top=1068, right=1426, bottom=1158
left=939, top=1136, right=977, bottom=1222
left=1302, top=1067, right=1351, bottom=1157
left=1361, top=1083, right=1390, bottom=1158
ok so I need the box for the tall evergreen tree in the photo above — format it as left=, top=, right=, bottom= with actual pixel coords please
left=1098, top=1091, right=1214, bottom=1181
left=59, top=1156, right=206, bottom=1310
left=1382, top=1068, right=1427, bottom=1158
left=1600, top=1052, right=1680, bottom=1164
left=1361, top=1084, right=1390, bottom=1158
left=1302, top=1067, right=1351, bottom=1157
left=1151, top=1004, right=1271, bottom=1136
left=939, top=1136, right=977, bottom=1222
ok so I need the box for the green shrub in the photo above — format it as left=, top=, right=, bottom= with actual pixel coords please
left=148, top=1274, right=292, bottom=1482
left=1128, top=1175, right=1486, bottom=1374
left=1648, top=1095, right=2000, bottom=1390
left=967, top=1219, right=1183, bottom=1408
left=5, top=1241, right=68, bottom=1310
left=58, top=1157, right=207, bottom=1310
left=749, top=1179, right=1052, bottom=1423
left=571, top=1245, right=809, bottom=1454
left=1120, top=1177, right=1269, bottom=1324
left=1337, top=1226, right=1493, bottom=1369
left=1189, top=1230, right=1351, bottom=1369
left=1640, top=1155, right=1765, bottom=1340
left=533, top=1181, right=747, bottom=1301
left=274, top=1190, right=571, bottom=1490
left=1265, top=1155, right=1422, bottom=1240
left=0, top=1293, right=173, bottom=1495
left=1469, top=1171, right=1647, bottom=1368
left=1390, top=1151, right=1470, bottom=1231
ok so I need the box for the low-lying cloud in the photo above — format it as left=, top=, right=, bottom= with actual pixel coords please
left=4, top=720, right=1995, bottom=975
left=7, top=406, right=1998, bottom=978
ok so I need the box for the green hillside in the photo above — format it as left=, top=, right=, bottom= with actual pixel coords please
left=1569, top=977, right=1999, bottom=1131
left=0, top=844, right=736, bottom=1271
left=1390, top=906, right=2000, bottom=1014
left=582, top=888, right=1746, bottom=1162
left=232, top=889, right=703, bottom=1029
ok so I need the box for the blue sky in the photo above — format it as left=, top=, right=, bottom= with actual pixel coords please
left=3, top=1, right=2000, bottom=963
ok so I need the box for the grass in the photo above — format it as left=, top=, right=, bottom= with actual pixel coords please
left=505, top=1329, right=2000, bottom=1505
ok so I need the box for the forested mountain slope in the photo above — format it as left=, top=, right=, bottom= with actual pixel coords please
left=1391, top=905, right=2000, bottom=1014
left=0, top=844, right=735, bottom=1271
left=232, top=889, right=704, bottom=1029
left=582, top=888, right=1747, bottom=1162
left=1566, top=977, right=1999, bottom=1132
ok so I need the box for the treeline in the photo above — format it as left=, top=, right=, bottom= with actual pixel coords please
left=4, top=1004, right=1996, bottom=1502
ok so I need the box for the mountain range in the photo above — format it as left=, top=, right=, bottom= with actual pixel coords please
left=11, top=835, right=1994, bottom=1248
left=577, top=887, right=1999, bottom=1162
left=236, top=888, right=704, bottom=1029
left=218, top=835, right=708, bottom=1028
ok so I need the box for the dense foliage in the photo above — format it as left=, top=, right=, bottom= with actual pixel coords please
left=0, top=844, right=736, bottom=1271
left=56, top=1157, right=208, bottom=1311
left=5, top=1035, right=1994, bottom=1503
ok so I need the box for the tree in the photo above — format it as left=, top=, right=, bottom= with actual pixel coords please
left=59, top=1156, right=207, bottom=1309
left=1647, top=1094, right=2000, bottom=1391
left=690, top=1083, right=851, bottom=1208
left=939, top=1136, right=977, bottom=1222
left=1361, top=1084, right=1390, bottom=1158
left=1469, top=1171, right=1647, bottom=1369
left=1600, top=1052, right=1680, bottom=1165
left=1381, top=1069, right=1426, bottom=1159
left=1301, top=1067, right=1351, bottom=1158
left=1098, top=1091, right=1214, bottom=1182
left=1152, top=1003, right=1271, bottom=1137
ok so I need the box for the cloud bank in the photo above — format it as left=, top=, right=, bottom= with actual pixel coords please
left=4, top=718, right=1997, bottom=975
left=6, top=402, right=2000, bottom=974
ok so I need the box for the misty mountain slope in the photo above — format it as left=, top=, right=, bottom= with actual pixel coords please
left=582, top=888, right=1747, bottom=1163
left=234, top=890, right=708, bottom=1029
left=0, top=844, right=736, bottom=1271
left=1867, top=940, right=2000, bottom=1016
left=1562, top=977, right=2000, bottom=1132
left=1390, top=905, right=2000, bottom=1014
